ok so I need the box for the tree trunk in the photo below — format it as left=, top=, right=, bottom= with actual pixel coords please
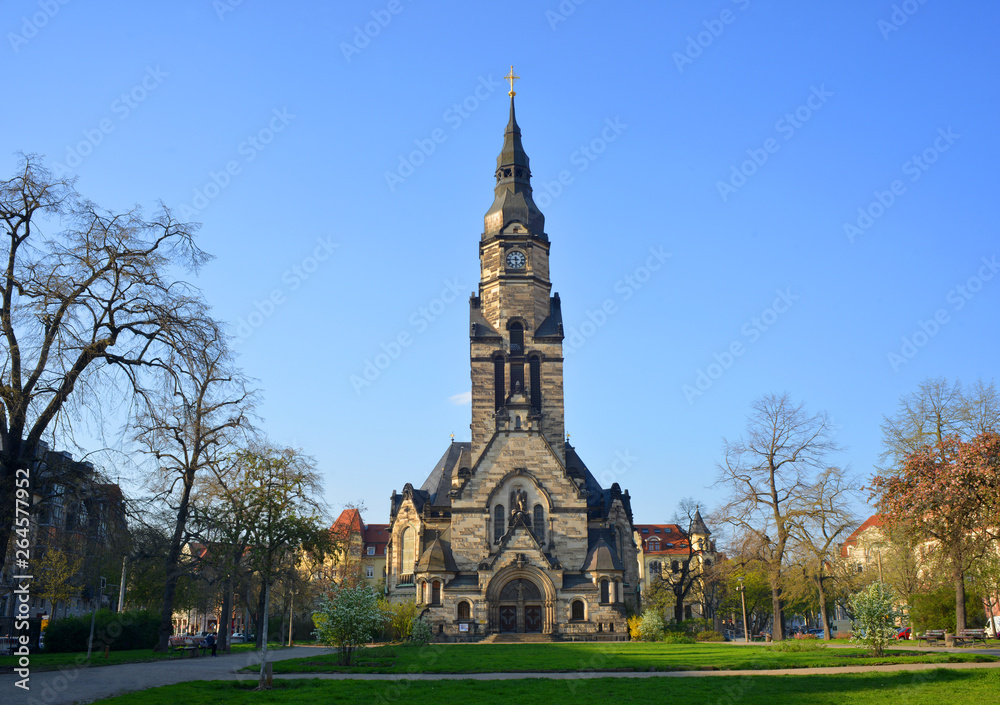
left=771, top=582, right=784, bottom=641
left=817, top=577, right=831, bottom=640
left=155, top=472, right=195, bottom=651
left=257, top=581, right=271, bottom=689
left=955, top=569, right=967, bottom=633
left=255, top=583, right=267, bottom=649
left=218, top=576, right=232, bottom=653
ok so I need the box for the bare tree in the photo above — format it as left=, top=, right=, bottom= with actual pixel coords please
left=646, top=498, right=714, bottom=624
left=880, top=377, right=998, bottom=469
left=132, top=326, right=254, bottom=651
left=797, top=467, right=858, bottom=639
left=0, top=154, right=212, bottom=575
left=714, top=393, right=840, bottom=641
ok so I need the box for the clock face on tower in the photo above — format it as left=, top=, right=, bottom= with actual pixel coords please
left=505, top=250, right=526, bottom=269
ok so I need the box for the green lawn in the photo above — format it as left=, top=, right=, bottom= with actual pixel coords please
left=258, top=642, right=994, bottom=674
left=92, top=669, right=1000, bottom=705
left=0, top=642, right=285, bottom=671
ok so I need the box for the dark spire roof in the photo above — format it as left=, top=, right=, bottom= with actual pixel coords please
left=690, top=508, right=711, bottom=537
left=483, top=96, right=546, bottom=239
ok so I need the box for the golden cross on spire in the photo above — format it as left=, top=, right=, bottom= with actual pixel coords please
left=504, top=65, right=520, bottom=97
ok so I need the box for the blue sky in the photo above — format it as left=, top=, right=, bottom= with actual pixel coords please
left=6, top=1, right=998, bottom=530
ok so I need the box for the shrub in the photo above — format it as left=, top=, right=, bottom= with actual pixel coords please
left=766, top=639, right=827, bottom=653
left=662, top=630, right=696, bottom=644
left=634, top=609, right=665, bottom=642
left=380, top=600, right=418, bottom=642
left=849, top=581, right=905, bottom=657
left=408, top=617, right=433, bottom=645
left=43, top=609, right=159, bottom=653
left=312, top=584, right=387, bottom=665
left=696, top=630, right=726, bottom=642
left=627, top=615, right=642, bottom=641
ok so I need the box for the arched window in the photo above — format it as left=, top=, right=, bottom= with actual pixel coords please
left=600, top=579, right=610, bottom=604
left=494, top=504, right=505, bottom=542
left=509, top=322, right=524, bottom=355
left=529, top=356, right=541, bottom=410
left=533, top=504, right=544, bottom=542
left=613, top=579, right=621, bottom=603
left=671, top=560, right=680, bottom=573
left=401, top=527, right=414, bottom=572
left=571, top=600, right=585, bottom=621
left=493, top=356, right=505, bottom=411
left=431, top=580, right=441, bottom=605
left=457, top=601, right=471, bottom=620
left=649, top=560, right=661, bottom=575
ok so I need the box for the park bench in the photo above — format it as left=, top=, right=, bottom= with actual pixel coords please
left=918, top=629, right=946, bottom=646
left=955, top=629, right=989, bottom=647
left=167, top=636, right=210, bottom=658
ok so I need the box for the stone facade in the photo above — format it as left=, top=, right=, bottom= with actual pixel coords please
left=386, top=93, right=638, bottom=641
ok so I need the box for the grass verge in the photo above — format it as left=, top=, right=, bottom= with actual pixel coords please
left=93, top=669, right=1000, bottom=704
left=256, top=642, right=995, bottom=675
left=0, top=642, right=286, bottom=672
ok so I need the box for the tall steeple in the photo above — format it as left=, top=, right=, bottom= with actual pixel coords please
left=470, top=68, right=564, bottom=462
left=483, top=68, right=545, bottom=239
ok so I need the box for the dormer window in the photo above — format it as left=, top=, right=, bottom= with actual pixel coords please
left=648, top=539, right=660, bottom=551
left=653, top=528, right=661, bottom=534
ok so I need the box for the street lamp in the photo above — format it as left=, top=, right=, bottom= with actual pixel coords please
left=737, top=576, right=749, bottom=644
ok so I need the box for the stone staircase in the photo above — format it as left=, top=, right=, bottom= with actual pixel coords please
left=483, top=633, right=558, bottom=644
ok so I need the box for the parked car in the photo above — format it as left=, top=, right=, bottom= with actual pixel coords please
left=896, top=627, right=911, bottom=640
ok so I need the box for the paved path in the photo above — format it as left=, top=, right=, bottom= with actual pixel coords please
left=3, top=644, right=1000, bottom=704
left=0, top=646, right=324, bottom=704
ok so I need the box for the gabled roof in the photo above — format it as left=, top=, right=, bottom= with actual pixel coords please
left=634, top=524, right=692, bottom=555
left=331, top=508, right=364, bottom=538
left=364, top=523, right=390, bottom=556
left=840, top=514, right=886, bottom=558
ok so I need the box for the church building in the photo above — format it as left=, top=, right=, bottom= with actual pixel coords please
left=385, top=71, right=639, bottom=640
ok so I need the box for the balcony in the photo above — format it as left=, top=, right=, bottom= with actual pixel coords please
left=398, top=574, right=414, bottom=586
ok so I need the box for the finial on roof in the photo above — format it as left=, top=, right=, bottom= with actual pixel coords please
left=504, top=65, right=520, bottom=97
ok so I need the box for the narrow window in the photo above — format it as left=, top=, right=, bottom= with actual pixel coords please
left=509, top=322, right=524, bottom=355
left=671, top=560, right=679, bottom=573
left=571, top=600, right=585, bottom=621
left=533, top=504, right=544, bottom=542
left=600, top=579, right=610, bottom=603
left=510, top=363, right=524, bottom=394
left=458, top=601, right=471, bottom=620
left=432, top=581, right=441, bottom=605
left=401, top=528, right=414, bottom=572
left=494, top=504, right=505, bottom=542
left=529, top=356, right=541, bottom=410
left=494, top=357, right=505, bottom=410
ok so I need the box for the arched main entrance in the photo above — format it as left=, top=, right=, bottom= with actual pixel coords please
left=497, top=578, right=543, bottom=633
left=486, top=565, right=556, bottom=635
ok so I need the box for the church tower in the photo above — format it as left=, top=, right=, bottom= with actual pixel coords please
left=386, top=70, right=638, bottom=641
left=470, top=79, right=565, bottom=463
